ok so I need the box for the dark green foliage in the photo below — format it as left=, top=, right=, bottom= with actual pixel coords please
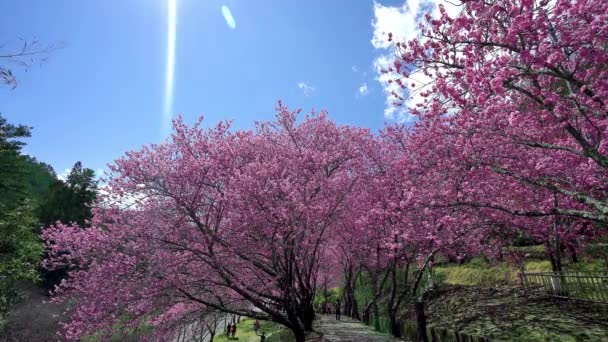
left=21, top=157, right=56, bottom=204
left=38, top=161, right=98, bottom=227
left=0, top=114, right=58, bottom=210
left=0, top=115, right=32, bottom=209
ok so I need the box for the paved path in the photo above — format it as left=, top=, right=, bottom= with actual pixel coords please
left=311, top=315, right=403, bottom=341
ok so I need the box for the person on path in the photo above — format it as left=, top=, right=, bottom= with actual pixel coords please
left=226, top=321, right=232, bottom=336
left=253, top=319, right=261, bottom=333
left=231, top=322, right=237, bottom=338
left=335, top=300, right=341, bottom=320
left=260, top=331, right=266, bottom=342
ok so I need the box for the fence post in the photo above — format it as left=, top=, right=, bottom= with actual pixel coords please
left=522, top=271, right=608, bottom=303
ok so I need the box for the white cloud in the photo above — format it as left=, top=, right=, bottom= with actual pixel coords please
left=57, top=168, right=70, bottom=181
left=371, top=0, right=461, bottom=122
left=297, top=82, right=315, bottom=97
left=221, top=5, right=236, bottom=29
left=371, top=1, right=421, bottom=49
left=358, top=82, right=370, bottom=96
left=374, top=55, right=411, bottom=121
left=58, top=167, right=107, bottom=183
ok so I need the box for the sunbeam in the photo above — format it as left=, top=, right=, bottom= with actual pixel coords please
left=163, top=0, right=177, bottom=135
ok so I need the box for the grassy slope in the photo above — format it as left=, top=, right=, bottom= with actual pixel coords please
left=434, top=246, right=607, bottom=287
left=425, top=285, right=608, bottom=341
left=426, top=247, right=608, bottom=341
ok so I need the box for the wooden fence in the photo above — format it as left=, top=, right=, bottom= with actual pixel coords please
left=522, top=272, right=608, bottom=303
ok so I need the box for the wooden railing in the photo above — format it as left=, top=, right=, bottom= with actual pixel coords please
left=522, top=272, right=608, bottom=303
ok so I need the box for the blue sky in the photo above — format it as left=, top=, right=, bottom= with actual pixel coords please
left=0, top=0, right=432, bottom=177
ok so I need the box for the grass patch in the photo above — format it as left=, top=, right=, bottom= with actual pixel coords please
left=435, top=257, right=606, bottom=287
left=435, top=259, right=518, bottom=286
left=566, top=259, right=607, bottom=272
left=215, top=318, right=294, bottom=342
left=524, top=260, right=552, bottom=273
left=510, top=325, right=593, bottom=342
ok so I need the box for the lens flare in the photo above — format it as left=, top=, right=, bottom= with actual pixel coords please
left=163, top=0, right=177, bottom=135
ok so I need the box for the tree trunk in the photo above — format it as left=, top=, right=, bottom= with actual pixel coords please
left=569, top=245, right=579, bottom=263
left=546, top=214, right=569, bottom=296
left=551, top=196, right=564, bottom=273
left=363, top=266, right=379, bottom=324
left=414, top=300, right=429, bottom=342
left=386, top=261, right=400, bottom=337
left=351, top=295, right=360, bottom=320
left=362, top=307, right=370, bottom=324
left=546, top=241, right=563, bottom=273
left=292, top=328, right=306, bottom=342
left=388, top=308, right=401, bottom=338
left=300, top=300, right=316, bottom=331
left=343, top=264, right=356, bottom=318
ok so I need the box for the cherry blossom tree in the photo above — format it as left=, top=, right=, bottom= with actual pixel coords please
left=43, top=103, right=369, bottom=342
left=371, top=122, right=493, bottom=340
left=386, top=0, right=608, bottom=226
left=368, top=3, right=608, bottom=339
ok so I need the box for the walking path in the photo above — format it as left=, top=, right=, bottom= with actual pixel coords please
left=311, top=315, right=403, bottom=341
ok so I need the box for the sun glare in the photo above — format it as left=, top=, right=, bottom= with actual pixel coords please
left=163, top=0, right=177, bottom=135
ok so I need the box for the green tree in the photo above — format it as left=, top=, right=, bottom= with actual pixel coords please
left=0, top=115, right=46, bottom=316
left=0, top=203, right=43, bottom=315
left=22, top=156, right=57, bottom=203
left=39, top=162, right=98, bottom=227
left=0, top=114, right=32, bottom=208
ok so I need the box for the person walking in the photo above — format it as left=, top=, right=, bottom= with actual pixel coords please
left=253, top=319, right=261, bottom=333
left=231, top=322, right=237, bottom=339
left=226, top=321, right=232, bottom=336
left=335, top=300, right=341, bottom=320
left=260, top=331, right=266, bottom=341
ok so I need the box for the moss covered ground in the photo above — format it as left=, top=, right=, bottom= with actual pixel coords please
left=425, top=285, right=608, bottom=341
